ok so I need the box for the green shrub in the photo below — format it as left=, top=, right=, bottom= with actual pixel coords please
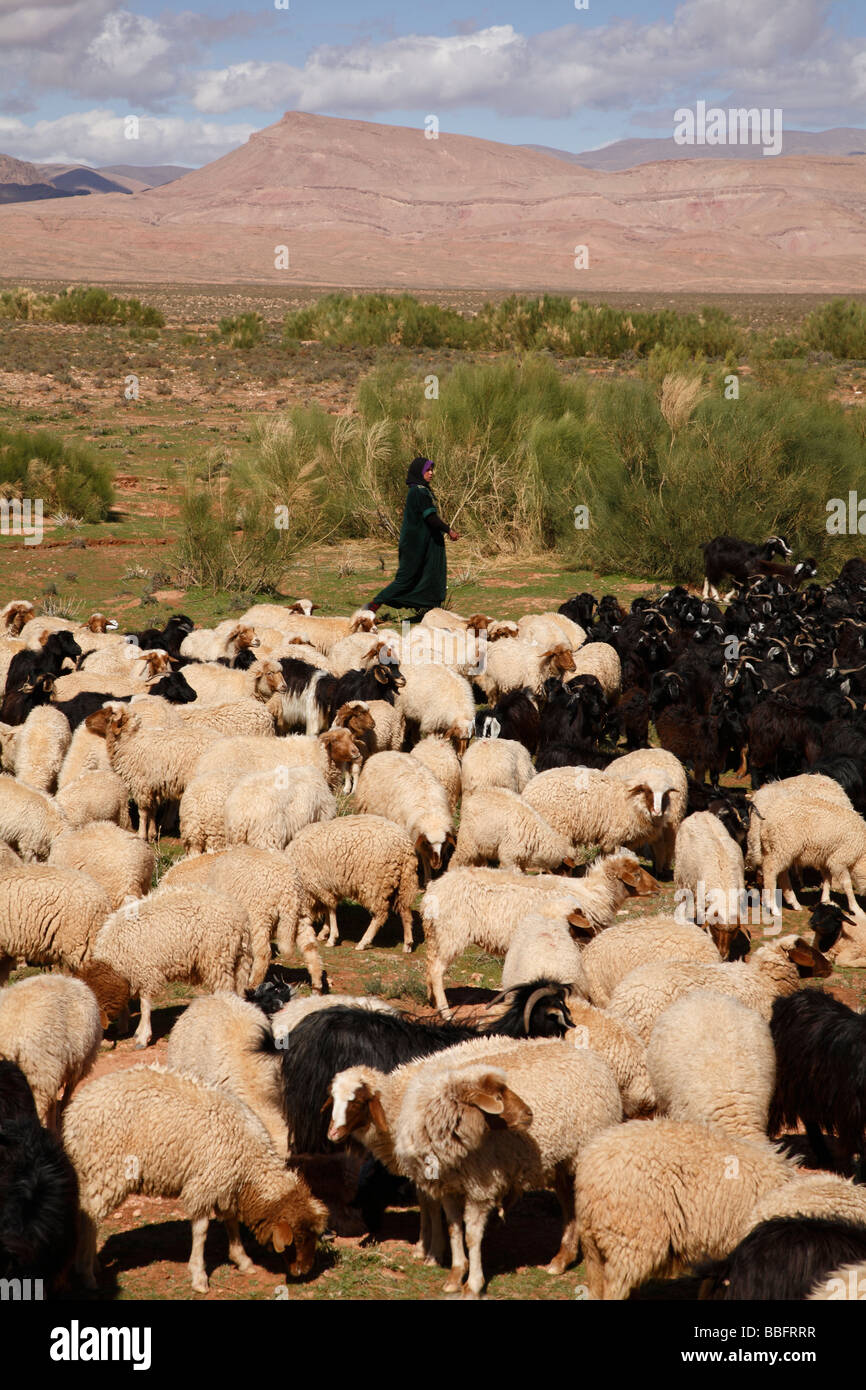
left=0, top=427, right=114, bottom=522
left=802, top=299, right=866, bottom=359
left=49, top=287, right=164, bottom=328
left=218, top=312, right=265, bottom=349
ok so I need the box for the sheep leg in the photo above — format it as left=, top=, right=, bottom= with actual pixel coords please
left=75, top=1211, right=99, bottom=1290
left=580, top=1229, right=605, bottom=1300
left=546, top=1167, right=580, bottom=1276
left=820, top=875, right=832, bottom=904
left=426, top=954, right=450, bottom=1015
left=297, top=928, right=325, bottom=993
left=761, top=863, right=784, bottom=920
left=779, top=870, right=802, bottom=912
left=326, top=907, right=339, bottom=947
left=188, top=1214, right=211, bottom=1293
left=441, top=1194, right=468, bottom=1294
left=133, top=995, right=152, bottom=1049
left=701, top=577, right=709, bottom=599
left=461, top=1200, right=489, bottom=1298
left=399, top=907, right=414, bottom=954
left=223, top=1215, right=256, bottom=1275
left=414, top=1193, right=447, bottom=1265
left=356, top=911, right=387, bottom=951
left=839, top=868, right=866, bottom=926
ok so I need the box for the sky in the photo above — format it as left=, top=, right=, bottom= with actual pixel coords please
left=0, top=0, right=864, bottom=167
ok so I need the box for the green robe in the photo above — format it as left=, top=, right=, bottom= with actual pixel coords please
left=372, top=483, right=447, bottom=612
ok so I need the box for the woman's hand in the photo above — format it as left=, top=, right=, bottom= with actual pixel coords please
left=449, top=528, right=459, bottom=541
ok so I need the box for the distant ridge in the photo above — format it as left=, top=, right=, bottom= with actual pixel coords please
left=525, top=127, right=866, bottom=171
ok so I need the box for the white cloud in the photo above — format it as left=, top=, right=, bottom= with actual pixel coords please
left=0, top=107, right=255, bottom=166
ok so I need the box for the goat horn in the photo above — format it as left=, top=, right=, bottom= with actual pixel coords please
left=523, top=986, right=556, bottom=1033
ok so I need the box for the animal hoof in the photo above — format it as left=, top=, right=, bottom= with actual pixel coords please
left=133, top=1041, right=149, bottom=1051
left=403, top=944, right=413, bottom=955
left=191, top=1278, right=209, bottom=1294
left=354, top=942, right=369, bottom=952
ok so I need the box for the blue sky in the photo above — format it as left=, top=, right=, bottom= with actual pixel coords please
left=0, top=0, right=863, bottom=166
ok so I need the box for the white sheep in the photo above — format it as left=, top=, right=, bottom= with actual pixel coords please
left=177, top=698, right=276, bottom=738
left=564, top=1002, right=654, bottom=1118
left=10, top=704, right=70, bottom=792
left=224, top=765, right=336, bottom=852
left=567, top=641, right=622, bottom=700
left=580, top=913, right=723, bottom=1008
left=363, top=698, right=405, bottom=752
left=159, top=845, right=324, bottom=991
left=0, top=973, right=102, bottom=1128
left=0, top=865, right=112, bottom=981
left=749, top=1172, right=866, bottom=1233
left=517, top=612, right=586, bottom=651
left=647, top=990, right=776, bottom=1140
left=192, top=733, right=328, bottom=781
left=674, top=810, right=747, bottom=951
left=54, top=769, right=132, bottom=830
left=62, top=1063, right=328, bottom=1292
left=460, top=737, right=534, bottom=796
left=522, top=766, right=658, bottom=853
left=238, top=607, right=376, bottom=653
left=751, top=795, right=866, bottom=936
left=396, top=662, right=476, bottom=750
left=179, top=769, right=240, bottom=855
left=179, top=659, right=286, bottom=707
left=179, top=623, right=260, bottom=664
left=475, top=639, right=576, bottom=702
left=91, top=886, right=256, bottom=1047
left=285, top=814, right=420, bottom=952
left=576, top=1118, right=795, bottom=1299
left=56, top=719, right=113, bottom=787
left=500, top=913, right=588, bottom=999
left=606, top=935, right=830, bottom=1043
left=409, top=735, right=462, bottom=812
left=453, top=787, right=576, bottom=872
left=165, top=993, right=287, bottom=1153
left=354, top=751, right=454, bottom=885
left=745, top=772, right=854, bottom=878
left=604, top=747, right=688, bottom=873
left=0, top=774, right=66, bottom=859
left=48, top=821, right=155, bottom=909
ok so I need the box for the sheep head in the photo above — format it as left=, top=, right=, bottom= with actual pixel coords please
left=327, top=1068, right=388, bottom=1144
left=608, top=852, right=661, bottom=896
left=319, top=729, right=361, bottom=766
left=486, top=621, right=519, bottom=641
left=288, top=599, right=317, bottom=615
left=75, top=961, right=131, bottom=1030
left=775, top=935, right=833, bottom=979
left=464, top=614, right=491, bottom=634
left=541, top=644, right=577, bottom=676
left=141, top=649, right=172, bottom=682
left=628, top=783, right=659, bottom=818
left=419, top=1066, right=533, bottom=1166
left=446, top=721, right=474, bottom=758
left=87, top=612, right=118, bottom=633
left=350, top=609, right=378, bottom=633
left=1, top=601, right=33, bottom=634
left=229, top=625, right=260, bottom=651
left=251, top=662, right=287, bottom=699
left=258, top=1191, right=328, bottom=1278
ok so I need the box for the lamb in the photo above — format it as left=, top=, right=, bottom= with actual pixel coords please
left=647, top=990, right=776, bottom=1140
left=673, top=811, right=747, bottom=955
left=603, top=747, right=687, bottom=875
left=579, top=915, right=724, bottom=1008
left=564, top=1002, right=654, bottom=1117
left=396, top=662, right=476, bottom=750
left=285, top=814, right=420, bottom=953
left=576, top=1118, right=795, bottom=1299
left=567, top=641, right=622, bottom=700
left=460, top=737, right=534, bottom=796
left=53, top=769, right=132, bottom=830
left=606, top=935, right=831, bottom=1044
left=158, top=846, right=324, bottom=992
left=750, top=795, right=866, bottom=934
left=476, top=639, right=576, bottom=702
left=354, top=751, right=454, bottom=885
left=9, top=704, right=70, bottom=792
left=179, top=658, right=286, bottom=707
left=453, top=787, right=576, bottom=872
left=0, top=974, right=102, bottom=1129
left=91, top=887, right=256, bottom=1047
left=393, top=1040, right=622, bottom=1295
left=165, top=993, right=287, bottom=1153
left=84, top=705, right=221, bottom=841
left=0, top=865, right=112, bottom=981
left=179, top=623, right=260, bottom=664
left=224, top=765, right=336, bottom=853
left=522, top=766, right=658, bottom=854
left=0, top=774, right=66, bottom=859
left=62, top=1064, right=328, bottom=1292
left=409, top=735, right=462, bottom=812
left=48, top=822, right=155, bottom=909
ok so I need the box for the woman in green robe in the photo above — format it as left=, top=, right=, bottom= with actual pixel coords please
left=368, top=457, right=459, bottom=615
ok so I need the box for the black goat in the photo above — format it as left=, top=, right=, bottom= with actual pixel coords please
left=5, top=630, right=81, bottom=695
left=769, top=987, right=866, bottom=1173
left=558, top=593, right=598, bottom=628
left=0, top=672, right=55, bottom=726
left=0, top=1061, right=79, bottom=1288
left=127, top=614, right=194, bottom=659
left=701, top=535, right=791, bottom=602
left=50, top=669, right=197, bottom=732
left=694, top=1217, right=866, bottom=1301
left=278, top=982, right=573, bottom=1156
left=479, top=688, right=540, bottom=753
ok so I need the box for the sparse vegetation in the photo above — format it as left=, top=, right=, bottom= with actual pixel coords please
left=0, top=425, right=114, bottom=521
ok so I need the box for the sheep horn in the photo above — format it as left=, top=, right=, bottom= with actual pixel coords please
left=523, top=986, right=558, bottom=1033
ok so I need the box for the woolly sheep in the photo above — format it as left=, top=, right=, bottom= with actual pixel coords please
left=92, top=886, right=256, bottom=1048
left=564, top=1002, right=654, bottom=1118
left=745, top=773, right=854, bottom=878
left=54, top=769, right=132, bottom=830
left=355, top=751, right=454, bottom=885
left=750, top=1173, right=866, bottom=1233
left=476, top=639, right=576, bottom=702
left=56, top=719, right=113, bottom=788
left=0, top=973, right=102, bottom=1128
left=193, top=733, right=328, bottom=781
left=396, top=662, right=476, bottom=749
left=647, top=990, right=775, bottom=1140
left=522, top=766, right=657, bottom=854
left=159, top=846, right=324, bottom=991
left=604, top=747, right=687, bottom=873
left=180, top=659, right=286, bottom=707
left=179, top=623, right=260, bottom=664
left=454, top=787, right=576, bottom=873
left=460, top=737, right=534, bottom=796
left=0, top=774, right=66, bottom=859
left=48, top=821, right=155, bottom=909
left=501, top=914, right=589, bottom=1000
left=270, top=993, right=398, bottom=1042
left=85, top=706, right=220, bottom=841
left=363, top=698, right=405, bottom=752
left=10, top=704, right=70, bottom=792
left=517, top=612, right=586, bottom=651
left=177, top=699, right=276, bottom=738
left=409, top=735, right=462, bottom=812
left=674, top=811, right=747, bottom=954
left=62, top=1064, right=328, bottom=1292
left=566, top=641, right=622, bottom=700
left=239, top=608, right=376, bottom=653
left=165, top=993, right=287, bottom=1153
left=579, top=914, right=723, bottom=1008
left=393, top=1040, right=622, bottom=1296
left=751, top=795, right=866, bottom=932
left=0, top=865, right=112, bottom=981
left=224, top=765, right=336, bottom=853
left=179, top=769, right=240, bottom=855
left=606, top=935, right=831, bottom=1044
left=285, top=814, right=420, bottom=953
left=576, top=1118, right=795, bottom=1299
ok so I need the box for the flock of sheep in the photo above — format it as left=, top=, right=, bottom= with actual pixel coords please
left=2, top=546, right=866, bottom=1302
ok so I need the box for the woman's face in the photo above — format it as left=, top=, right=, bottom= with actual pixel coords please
left=423, top=462, right=434, bottom=481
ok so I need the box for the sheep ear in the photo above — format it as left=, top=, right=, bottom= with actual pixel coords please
left=272, top=1221, right=293, bottom=1253
left=372, top=665, right=389, bottom=683
left=567, top=909, right=594, bottom=942
left=539, top=647, right=557, bottom=662
left=461, top=1076, right=532, bottom=1129
left=368, top=1095, right=387, bottom=1131
left=362, top=643, right=381, bottom=662
left=444, top=831, right=457, bottom=848
left=787, top=939, right=833, bottom=977
left=84, top=708, right=113, bottom=736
